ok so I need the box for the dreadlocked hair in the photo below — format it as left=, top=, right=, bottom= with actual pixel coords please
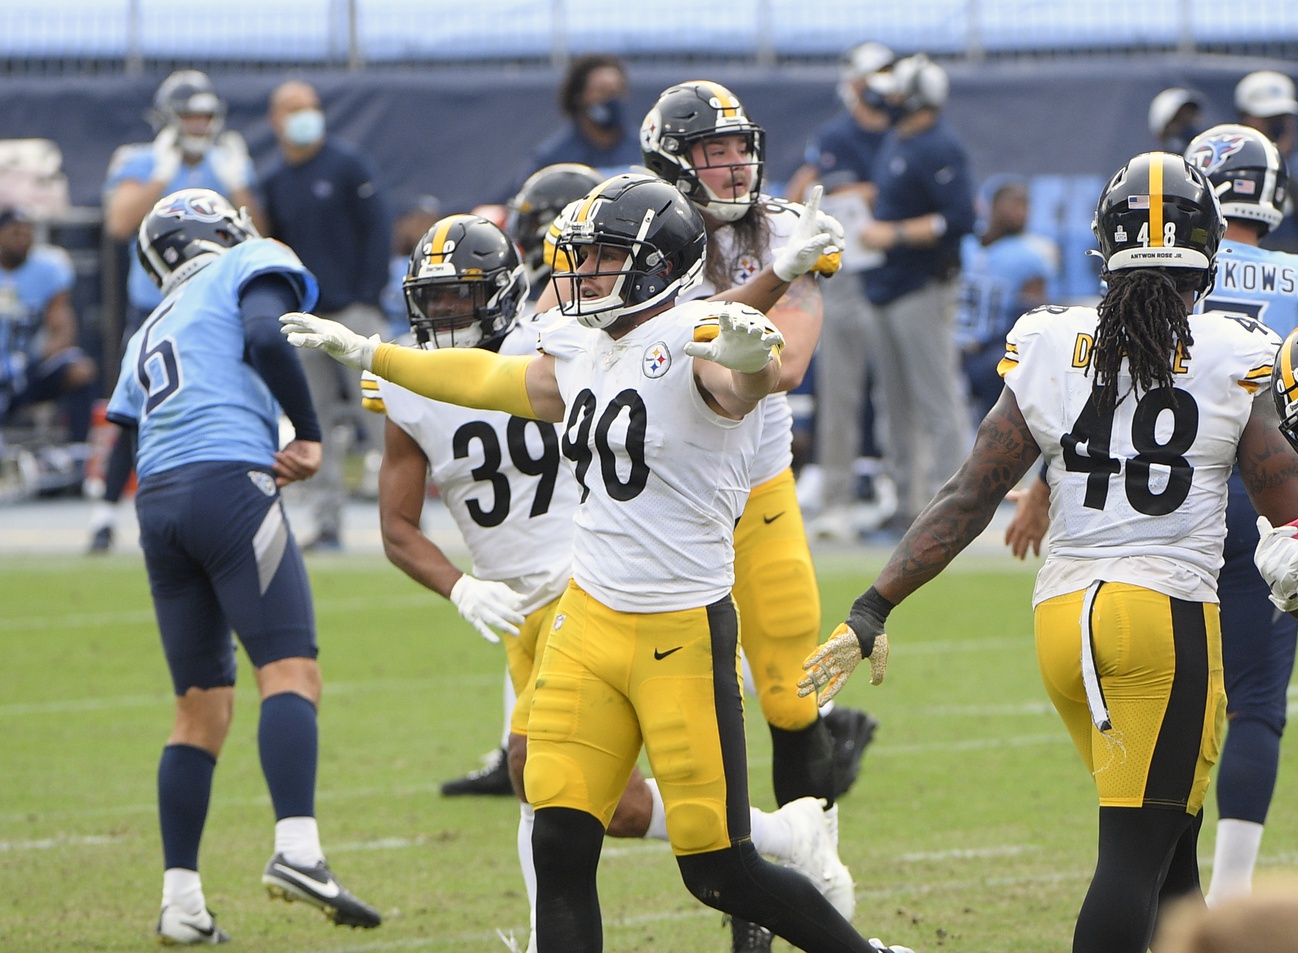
left=704, top=202, right=770, bottom=292
left=1090, top=267, right=1199, bottom=409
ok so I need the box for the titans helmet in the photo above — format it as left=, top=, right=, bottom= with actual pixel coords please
left=137, top=188, right=258, bottom=295
left=1185, top=123, right=1289, bottom=236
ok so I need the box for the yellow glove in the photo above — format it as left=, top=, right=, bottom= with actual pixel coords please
left=798, top=587, right=892, bottom=703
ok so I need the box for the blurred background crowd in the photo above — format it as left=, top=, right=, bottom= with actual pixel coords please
left=1, top=0, right=1296, bottom=547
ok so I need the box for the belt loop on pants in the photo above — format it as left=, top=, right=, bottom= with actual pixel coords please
left=1079, top=580, right=1113, bottom=733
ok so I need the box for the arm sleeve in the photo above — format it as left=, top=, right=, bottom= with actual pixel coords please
left=371, top=342, right=538, bottom=419
left=241, top=273, right=323, bottom=442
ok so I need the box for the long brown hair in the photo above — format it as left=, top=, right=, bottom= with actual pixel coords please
left=704, top=203, right=771, bottom=292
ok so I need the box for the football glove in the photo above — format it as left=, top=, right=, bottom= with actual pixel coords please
left=1255, top=515, right=1298, bottom=612
left=798, top=587, right=892, bottom=703
left=209, top=130, right=252, bottom=194
left=684, top=305, right=785, bottom=374
left=280, top=312, right=381, bottom=371
left=449, top=574, right=527, bottom=644
left=149, top=126, right=182, bottom=186
left=773, top=185, right=844, bottom=281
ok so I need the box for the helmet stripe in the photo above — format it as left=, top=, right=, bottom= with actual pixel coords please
left=427, top=214, right=474, bottom=264
left=702, top=81, right=740, bottom=117
left=1149, top=156, right=1164, bottom=247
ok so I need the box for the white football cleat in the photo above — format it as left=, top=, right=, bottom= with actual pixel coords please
left=156, top=905, right=230, bottom=945
left=776, top=796, right=855, bottom=920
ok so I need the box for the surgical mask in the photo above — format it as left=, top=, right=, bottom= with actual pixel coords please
left=585, top=98, right=624, bottom=131
left=284, top=108, right=326, bottom=148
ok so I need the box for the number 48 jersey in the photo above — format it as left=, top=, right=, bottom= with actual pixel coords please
left=999, top=305, right=1280, bottom=606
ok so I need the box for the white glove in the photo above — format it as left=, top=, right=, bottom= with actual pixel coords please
left=1255, top=515, right=1298, bottom=612
left=209, top=130, right=252, bottom=194
left=149, top=126, right=183, bottom=186
left=449, top=574, right=527, bottom=643
left=773, top=186, right=843, bottom=281
left=683, top=305, right=784, bottom=374
left=279, top=312, right=381, bottom=371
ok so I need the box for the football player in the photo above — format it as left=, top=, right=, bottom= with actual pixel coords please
left=283, top=174, right=913, bottom=953
left=363, top=211, right=852, bottom=952
left=801, top=152, right=1298, bottom=953
left=91, top=70, right=264, bottom=554
left=109, top=189, right=379, bottom=944
left=506, top=163, right=605, bottom=298
left=639, top=80, right=872, bottom=952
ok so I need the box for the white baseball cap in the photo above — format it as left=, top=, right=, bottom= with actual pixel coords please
left=1235, top=70, right=1298, bottom=118
left=1148, top=87, right=1204, bottom=138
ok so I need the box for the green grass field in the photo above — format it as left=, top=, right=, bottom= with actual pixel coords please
left=2, top=552, right=1296, bottom=953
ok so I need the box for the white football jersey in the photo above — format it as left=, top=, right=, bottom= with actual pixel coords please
left=374, top=320, right=576, bottom=614
left=540, top=300, right=762, bottom=612
left=1001, top=305, right=1279, bottom=605
left=684, top=197, right=810, bottom=485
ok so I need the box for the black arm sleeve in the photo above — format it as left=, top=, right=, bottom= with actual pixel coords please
left=241, top=273, right=323, bottom=443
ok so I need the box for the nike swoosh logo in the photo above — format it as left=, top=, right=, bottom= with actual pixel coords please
left=189, top=918, right=217, bottom=938
left=763, top=512, right=785, bottom=524
left=653, top=646, right=683, bottom=660
left=273, top=863, right=341, bottom=899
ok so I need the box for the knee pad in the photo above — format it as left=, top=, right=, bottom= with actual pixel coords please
left=666, top=799, right=728, bottom=854
left=524, top=750, right=584, bottom=809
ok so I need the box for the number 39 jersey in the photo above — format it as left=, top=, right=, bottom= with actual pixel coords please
left=540, top=300, right=763, bottom=613
left=1000, top=305, right=1280, bottom=606
left=372, top=321, right=577, bottom=614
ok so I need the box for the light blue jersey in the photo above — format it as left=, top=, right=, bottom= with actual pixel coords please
left=108, top=239, right=317, bottom=479
left=956, top=231, right=1057, bottom=349
left=104, top=143, right=255, bottom=312
left=0, top=244, right=74, bottom=391
left=1203, top=238, right=1298, bottom=338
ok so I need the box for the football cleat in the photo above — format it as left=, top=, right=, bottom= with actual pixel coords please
left=87, top=525, right=114, bottom=554
left=724, top=914, right=773, bottom=953
left=824, top=706, right=879, bottom=798
left=156, top=905, right=230, bottom=945
left=262, top=853, right=381, bottom=929
left=441, top=746, right=513, bottom=796
left=868, top=939, right=918, bottom=953
left=776, top=796, right=855, bottom=920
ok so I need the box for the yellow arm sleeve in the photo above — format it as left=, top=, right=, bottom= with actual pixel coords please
left=371, top=342, right=539, bottom=419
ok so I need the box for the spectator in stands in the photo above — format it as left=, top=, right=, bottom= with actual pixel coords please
left=1236, top=69, right=1298, bottom=253
left=0, top=207, right=96, bottom=461
left=1148, top=87, right=1206, bottom=154
left=261, top=79, right=391, bottom=551
left=380, top=195, right=442, bottom=338
left=785, top=41, right=897, bottom=542
left=90, top=69, right=261, bottom=552
left=956, top=174, right=1057, bottom=428
left=858, top=53, right=976, bottom=535
left=508, top=54, right=642, bottom=194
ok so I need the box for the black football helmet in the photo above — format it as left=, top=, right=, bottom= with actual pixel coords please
left=505, top=163, right=604, bottom=288
left=1185, top=124, right=1289, bottom=236
left=1274, top=326, right=1298, bottom=454
left=403, top=214, right=528, bottom=350
left=150, top=70, right=225, bottom=155
left=639, top=81, right=764, bottom=223
left=553, top=173, right=706, bottom=330
left=137, top=188, right=258, bottom=295
left=1091, top=151, right=1224, bottom=292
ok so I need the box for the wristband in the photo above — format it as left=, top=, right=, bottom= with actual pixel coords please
left=846, top=585, right=894, bottom=656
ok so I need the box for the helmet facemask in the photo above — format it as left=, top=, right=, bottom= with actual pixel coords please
left=405, top=277, right=514, bottom=350
left=678, top=130, right=764, bottom=222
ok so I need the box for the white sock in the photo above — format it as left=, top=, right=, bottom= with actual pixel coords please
left=643, top=778, right=670, bottom=842
left=501, top=669, right=518, bottom=749
left=749, top=806, right=792, bottom=861
left=90, top=500, right=117, bottom=532
left=824, top=802, right=839, bottom=849
left=819, top=699, right=836, bottom=717
left=274, top=816, right=324, bottom=867
left=162, top=867, right=204, bottom=915
left=740, top=650, right=757, bottom=697
left=517, top=802, right=537, bottom=934
left=1206, top=818, right=1265, bottom=907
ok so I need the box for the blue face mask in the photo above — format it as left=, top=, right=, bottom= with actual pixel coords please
left=284, top=108, right=325, bottom=148
left=585, top=98, right=624, bottom=131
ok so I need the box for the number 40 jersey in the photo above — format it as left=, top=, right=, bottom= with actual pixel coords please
left=999, top=305, right=1280, bottom=607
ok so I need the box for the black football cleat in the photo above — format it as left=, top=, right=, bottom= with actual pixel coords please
left=824, top=706, right=878, bottom=798
left=262, top=853, right=381, bottom=929
left=724, top=914, right=774, bottom=953
left=440, top=746, right=513, bottom=796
